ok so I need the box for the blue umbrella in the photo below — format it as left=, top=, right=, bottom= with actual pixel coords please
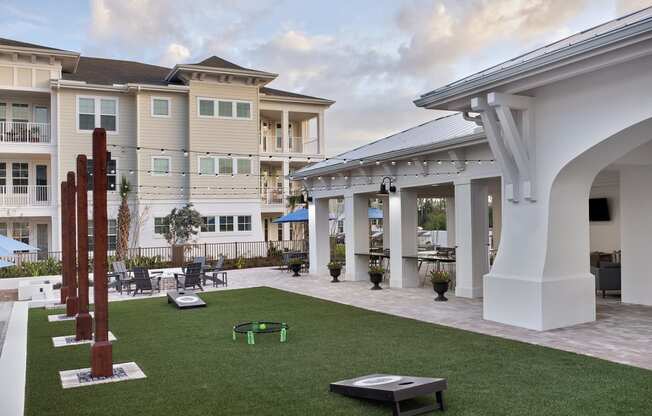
left=272, top=208, right=337, bottom=224
left=337, top=207, right=384, bottom=220
left=0, top=235, right=38, bottom=256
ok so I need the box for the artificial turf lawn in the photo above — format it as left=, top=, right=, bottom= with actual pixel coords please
left=26, top=287, right=652, bottom=416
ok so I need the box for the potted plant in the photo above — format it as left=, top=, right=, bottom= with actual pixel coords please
left=288, top=258, right=303, bottom=277
left=368, top=265, right=385, bottom=290
left=327, top=261, right=342, bottom=283
left=430, top=270, right=450, bottom=301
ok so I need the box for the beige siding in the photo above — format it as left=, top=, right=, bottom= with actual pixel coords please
left=0, top=94, right=50, bottom=120
left=137, top=92, right=189, bottom=200
left=57, top=89, right=137, bottom=203
left=188, top=80, right=259, bottom=199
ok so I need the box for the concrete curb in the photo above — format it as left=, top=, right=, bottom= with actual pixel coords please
left=0, top=301, right=28, bottom=416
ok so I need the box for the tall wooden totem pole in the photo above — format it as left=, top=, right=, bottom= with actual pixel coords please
left=65, top=172, right=79, bottom=317
left=90, top=128, right=113, bottom=377
left=75, top=155, right=93, bottom=340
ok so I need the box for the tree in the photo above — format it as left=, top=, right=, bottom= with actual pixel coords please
left=163, top=203, right=202, bottom=246
left=417, top=198, right=447, bottom=230
left=116, top=176, right=131, bottom=260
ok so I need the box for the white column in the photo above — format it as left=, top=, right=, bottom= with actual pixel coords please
left=454, top=179, right=488, bottom=298
left=620, top=165, right=652, bottom=306
left=381, top=198, right=390, bottom=251
left=282, top=110, right=289, bottom=153
left=445, top=197, right=455, bottom=247
left=318, top=111, right=325, bottom=155
left=308, top=197, right=330, bottom=275
left=344, top=194, right=369, bottom=281
left=389, top=189, right=419, bottom=288
left=51, top=154, right=61, bottom=252
left=282, top=160, right=291, bottom=240
left=490, top=179, right=502, bottom=250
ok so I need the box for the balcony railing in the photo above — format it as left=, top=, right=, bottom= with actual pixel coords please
left=261, top=189, right=284, bottom=205
left=0, top=185, right=52, bottom=206
left=260, top=136, right=319, bottom=155
left=0, top=122, right=51, bottom=143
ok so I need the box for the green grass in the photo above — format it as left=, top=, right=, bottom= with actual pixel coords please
left=26, top=287, right=652, bottom=415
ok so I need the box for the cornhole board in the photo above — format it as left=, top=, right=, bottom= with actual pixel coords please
left=167, top=291, right=206, bottom=309
left=330, top=374, right=447, bottom=415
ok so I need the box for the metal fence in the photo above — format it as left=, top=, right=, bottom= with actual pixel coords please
left=0, top=239, right=309, bottom=266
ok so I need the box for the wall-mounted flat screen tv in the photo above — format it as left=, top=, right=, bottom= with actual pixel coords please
left=589, top=198, right=610, bottom=221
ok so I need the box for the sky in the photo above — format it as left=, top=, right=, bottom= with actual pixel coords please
left=2, top=0, right=651, bottom=155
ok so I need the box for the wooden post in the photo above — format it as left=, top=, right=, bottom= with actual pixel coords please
left=90, top=128, right=113, bottom=378
left=59, top=181, right=69, bottom=305
left=65, top=172, right=79, bottom=317
left=76, top=155, right=92, bottom=340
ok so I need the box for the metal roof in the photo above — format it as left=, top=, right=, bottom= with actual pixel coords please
left=294, top=112, right=481, bottom=177
left=415, top=6, right=652, bottom=108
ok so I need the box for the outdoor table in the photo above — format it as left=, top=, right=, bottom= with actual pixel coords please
left=330, top=374, right=447, bottom=415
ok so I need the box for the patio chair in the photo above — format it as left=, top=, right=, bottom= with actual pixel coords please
left=174, top=262, right=204, bottom=292
left=203, top=254, right=227, bottom=287
left=110, top=261, right=133, bottom=294
left=132, top=267, right=160, bottom=296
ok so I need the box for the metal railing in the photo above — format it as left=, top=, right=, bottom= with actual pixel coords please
left=0, top=239, right=309, bottom=268
left=0, top=185, right=52, bottom=206
left=261, top=188, right=284, bottom=205
left=0, top=122, right=50, bottom=143
left=259, top=136, right=320, bottom=155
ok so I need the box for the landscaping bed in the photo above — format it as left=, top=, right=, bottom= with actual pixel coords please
left=26, top=287, right=652, bottom=415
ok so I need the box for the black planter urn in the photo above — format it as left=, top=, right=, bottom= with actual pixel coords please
left=369, top=272, right=383, bottom=290
left=290, top=263, right=302, bottom=277
left=329, top=267, right=342, bottom=283
left=433, top=281, right=449, bottom=301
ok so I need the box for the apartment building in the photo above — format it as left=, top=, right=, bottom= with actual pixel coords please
left=0, top=38, right=333, bottom=253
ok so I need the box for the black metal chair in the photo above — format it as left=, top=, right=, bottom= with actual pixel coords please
left=174, top=262, right=204, bottom=291
left=203, top=255, right=227, bottom=287
left=132, top=267, right=160, bottom=296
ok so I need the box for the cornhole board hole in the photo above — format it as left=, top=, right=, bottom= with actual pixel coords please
left=167, top=291, right=206, bottom=309
left=330, top=374, right=447, bottom=415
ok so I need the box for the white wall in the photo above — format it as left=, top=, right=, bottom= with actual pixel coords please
left=589, top=170, right=621, bottom=253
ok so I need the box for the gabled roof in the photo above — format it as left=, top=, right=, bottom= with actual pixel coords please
left=0, top=37, right=70, bottom=52
left=62, top=57, right=173, bottom=85
left=192, top=56, right=251, bottom=71
left=294, top=113, right=482, bottom=178
left=415, top=6, right=652, bottom=109
left=260, top=87, right=334, bottom=105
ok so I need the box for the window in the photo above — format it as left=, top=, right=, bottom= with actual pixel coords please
left=0, top=223, right=7, bottom=236
left=201, top=216, right=216, bottom=232
left=237, top=215, right=252, bottom=231
left=199, top=157, right=215, bottom=175
left=11, top=104, right=29, bottom=122
left=276, top=123, right=282, bottom=149
left=337, top=220, right=344, bottom=234
left=218, top=100, right=233, bottom=118
left=219, top=216, right=234, bottom=232
left=154, top=217, right=169, bottom=234
left=12, top=222, right=29, bottom=244
left=236, top=159, right=251, bottom=174
left=0, top=162, right=5, bottom=191
left=218, top=158, right=233, bottom=175
left=151, top=97, right=170, bottom=117
left=86, top=159, right=117, bottom=191
left=151, top=157, right=171, bottom=176
left=0, top=103, right=6, bottom=122
left=12, top=162, right=28, bottom=193
left=198, top=99, right=214, bottom=117
left=77, top=96, right=118, bottom=132
left=236, top=102, right=251, bottom=119
left=88, top=219, right=117, bottom=251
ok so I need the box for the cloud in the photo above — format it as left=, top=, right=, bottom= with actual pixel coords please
left=617, top=0, right=652, bottom=13
left=84, top=0, right=587, bottom=155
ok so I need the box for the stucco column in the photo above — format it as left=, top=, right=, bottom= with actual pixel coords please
left=620, top=165, right=652, bottom=306
left=381, top=198, right=390, bottom=250
left=454, top=179, right=488, bottom=298
left=282, top=161, right=291, bottom=240
left=344, top=194, right=369, bottom=281
left=488, top=177, right=502, bottom=251
left=282, top=110, right=289, bottom=153
left=318, top=111, right=325, bottom=155
left=445, top=197, right=455, bottom=247
left=389, top=189, right=419, bottom=288
left=308, top=197, right=330, bottom=275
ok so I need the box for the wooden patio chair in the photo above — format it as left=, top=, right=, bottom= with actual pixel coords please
left=174, top=262, right=204, bottom=292
left=202, top=254, right=227, bottom=287
left=110, top=261, right=133, bottom=294
left=132, top=267, right=160, bottom=296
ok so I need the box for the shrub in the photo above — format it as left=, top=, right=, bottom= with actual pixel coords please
left=368, top=265, right=385, bottom=275
left=429, top=270, right=450, bottom=284
left=327, top=261, right=342, bottom=269
left=0, top=258, right=62, bottom=279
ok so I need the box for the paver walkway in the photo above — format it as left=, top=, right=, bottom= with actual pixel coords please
left=49, top=267, right=652, bottom=371
left=0, top=301, right=13, bottom=356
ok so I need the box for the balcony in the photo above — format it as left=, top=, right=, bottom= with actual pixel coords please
left=260, top=136, right=319, bottom=155
left=0, top=122, right=50, bottom=144
left=261, top=188, right=284, bottom=205
left=0, top=185, right=52, bottom=206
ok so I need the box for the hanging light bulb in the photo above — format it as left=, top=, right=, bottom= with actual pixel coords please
left=183, top=150, right=189, bottom=157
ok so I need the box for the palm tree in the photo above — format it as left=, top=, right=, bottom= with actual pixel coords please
left=116, top=176, right=131, bottom=261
